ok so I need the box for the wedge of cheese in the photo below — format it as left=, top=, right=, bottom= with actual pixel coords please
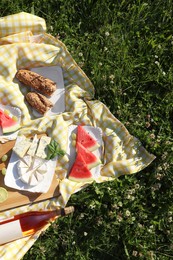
left=17, top=156, right=47, bottom=186
left=27, top=134, right=38, bottom=156
left=13, top=136, right=32, bottom=158
left=22, top=155, right=32, bottom=167
left=36, top=135, right=51, bottom=159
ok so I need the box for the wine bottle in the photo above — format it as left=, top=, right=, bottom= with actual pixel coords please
left=0, top=206, right=74, bottom=245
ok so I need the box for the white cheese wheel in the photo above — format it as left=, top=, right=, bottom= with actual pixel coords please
left=35, top=171, right=45, bottom=182
left=22, top=155, right=32, bottom=167
left=17, top=156, right=47, bottom=186
left=18, top=167, right=31, bottom=184
left=18, top=160, right=28, bottom=169
left=37, top=162, right=47, bottom=174
left=28, top=171, right=39, bottom=186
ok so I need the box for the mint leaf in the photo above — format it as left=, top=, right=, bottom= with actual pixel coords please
left=46, top=139, right=66, bottom=160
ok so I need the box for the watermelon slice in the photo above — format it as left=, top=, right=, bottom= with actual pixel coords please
left=76, top=125, right=100, bottom=151
left=76, top=142, right=101, bottom=169
left=0, top=109, right=20, bottom=134
left=68, top=153, right=94, bottom=182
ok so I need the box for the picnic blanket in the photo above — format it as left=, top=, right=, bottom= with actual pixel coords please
left=0, top=12, right=155, bottom=260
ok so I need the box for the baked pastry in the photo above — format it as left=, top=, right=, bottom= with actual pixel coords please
left=16, top=69, right=56, bottom=96
left=26, top=92, right=53, bottom=114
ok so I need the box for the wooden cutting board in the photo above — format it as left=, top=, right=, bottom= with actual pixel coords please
left=0, top=135, right=60, bottom=212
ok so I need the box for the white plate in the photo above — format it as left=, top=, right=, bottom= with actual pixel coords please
left=67, top=125, right=103, bottom=179
left=30, top=65, right=65, bottom=117
left=4, top=136, right=57, bottom=193
left=0, top=104, right=22, bottom=140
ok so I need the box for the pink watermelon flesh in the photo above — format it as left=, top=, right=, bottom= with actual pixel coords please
left=76, top=142, right=101, bottom=169
left=0, top=109, right=19, bottom=134
left=76, top=125, right=100, bottom=151
left=68, top=153, right=94, bottom=182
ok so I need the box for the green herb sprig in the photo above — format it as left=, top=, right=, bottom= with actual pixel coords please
left=46, top=139, right=66, bottom=160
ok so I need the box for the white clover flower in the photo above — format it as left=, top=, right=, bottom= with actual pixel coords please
left=157, top=166, right=162, bottom=171
left=162, top=71, right=166, bottom=76
left=99, top=62, right=103, bottom=66
left=155, top=55, right=158, bottom=59
left=72, top=241, right=76, bottom=245
left=89, top=205, right=96, bottom=209
left=150, top=133, right=156, bottom=139
left=112, top=204, right=119, bottom=209
left=138, top=223, right=143, bottom=228
left=135, top=184, right=140, bottom=189
left=102, top=75, right=106, bottom=80
left=118, top=201, right=123, bottom=207
left=84, top=232, right=88, bottom=236
left=131, top=196, right=135, bottom=201
left=110, top=80, right=114, bottom=84
left=168, top=217, right=172, bottom=223
left=105, top=31, right=110, bottom=37
left=128, top=189, right=135, bottom=195
left=78, top=52, right=83, bottom=57
left=104, top=47, right=108, bottom=51
left=132, top=250, right=138, bottom=257
left=79, top=213, right=85, bottom=219
left=155, top=61, right=160, bottom=66
left=109, top=74, right=115, bottom=80
left=156, top=173, right=162, bottom=180
left=125, top=210, right=131, bottom=217
left=131, top=216, right=136, bottom=222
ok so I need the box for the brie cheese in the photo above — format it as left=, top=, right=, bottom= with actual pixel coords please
left=18, top=166, right=31, bottom=184
left=22, top=155, right=32, bottom=167
left=35, top=172, right=45, bottom=182
left=17, top=156, right=47, bottom=186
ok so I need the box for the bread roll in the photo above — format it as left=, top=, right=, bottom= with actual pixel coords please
left=16, top=69, right=56, bottom=96
left=26, top=92, right=53, bottom=114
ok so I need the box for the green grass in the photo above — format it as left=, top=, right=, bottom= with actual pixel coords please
left=1, top=0, right=173, bottom=259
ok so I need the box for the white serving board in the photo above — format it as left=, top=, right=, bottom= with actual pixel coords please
left=30, top=65, right=65, bottom=117
left=67, top=125, right=103, bottom=179
left=4, top=136, right=57, bottom=193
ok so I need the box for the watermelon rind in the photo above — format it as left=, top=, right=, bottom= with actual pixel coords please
left=87, top=143, right=100, bottom=152
left=77, top=125, right=100, bottom=151
left=69, top=176, right=94, bottom=183
left=76, top=142, right=101, bottom=169
left=3, top=124, right=20, bottom=134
